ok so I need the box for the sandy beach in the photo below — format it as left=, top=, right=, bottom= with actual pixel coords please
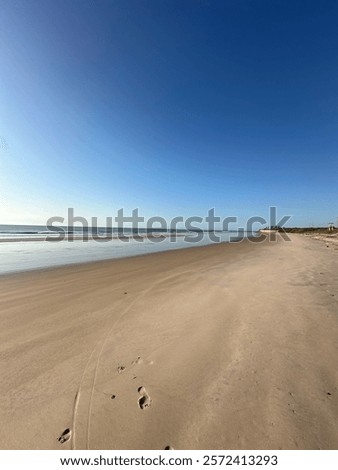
left=1, top=234, right=338, bottom=450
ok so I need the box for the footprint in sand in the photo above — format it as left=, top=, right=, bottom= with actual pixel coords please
left=138, top=386, right=152, bottom=410
left=117, top=365, right=126, bottom=374
left=131, top=356, right=154, bottom=367
left=57, top=428, right=71, bottom=444
left=131, top=356, right=143, bottom=365
left=165, top=446, right=174, bottom=450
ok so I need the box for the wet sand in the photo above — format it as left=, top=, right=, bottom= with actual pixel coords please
left=0, top=234, right=338, bottom=449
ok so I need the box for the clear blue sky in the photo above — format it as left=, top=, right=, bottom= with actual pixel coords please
left=1, top=0, right=337, bottom=227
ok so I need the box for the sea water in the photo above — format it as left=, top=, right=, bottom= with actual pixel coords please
left=0, top=225, right=256, bottom=274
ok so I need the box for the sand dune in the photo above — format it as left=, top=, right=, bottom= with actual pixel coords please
left=0, top=234, right=337, bottom=449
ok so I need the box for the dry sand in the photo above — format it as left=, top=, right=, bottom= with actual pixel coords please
left=0, top=234, right=338, bottom=450
left=307, top=232, right=338, bottom=250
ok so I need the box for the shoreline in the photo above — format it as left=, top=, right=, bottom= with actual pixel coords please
left=0, top=233, right=187, bottom=243
left=1, top=234, right=338, bottom=449
left=0, top=234, right=264, bottom=278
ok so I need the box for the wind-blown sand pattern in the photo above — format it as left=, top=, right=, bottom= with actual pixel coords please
left=0, top=234, right=338, bottom=449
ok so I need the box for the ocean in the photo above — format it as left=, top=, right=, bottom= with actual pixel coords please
left=0, top=224, right=256, bottom=274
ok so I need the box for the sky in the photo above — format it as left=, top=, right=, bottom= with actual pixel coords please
left=1, top=0, right=338, bottom=227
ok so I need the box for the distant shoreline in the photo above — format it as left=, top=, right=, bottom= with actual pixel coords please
left=0, top=233, right=187, bottom=243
